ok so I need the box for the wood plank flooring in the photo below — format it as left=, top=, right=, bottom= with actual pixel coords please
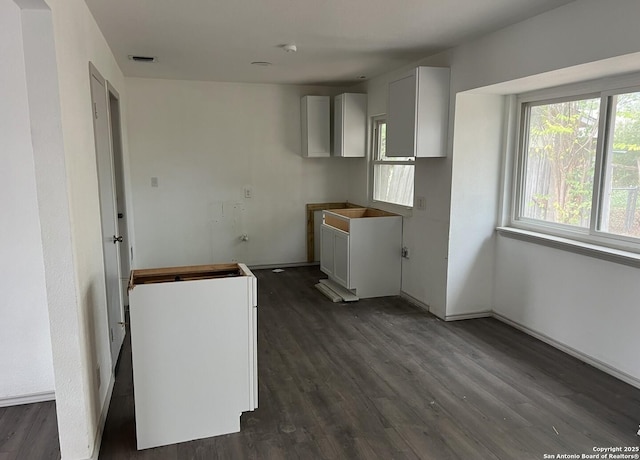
left=2, top=265, right=639, bottom=459
left=99, top=266, right=640, bottom=459
left=0, top=400, right=59, bottom=460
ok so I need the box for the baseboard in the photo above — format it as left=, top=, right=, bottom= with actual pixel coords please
left=0, top=390, right=55, bottom=407
left=445, top=311, right=493, bottom=321
left=248, top=261, right=319, bottom=270
left=88, top=372, right=115, bottom=460
left=399, top=291, right=431, bottom=313
left=493, top=312, right=640, bottom=390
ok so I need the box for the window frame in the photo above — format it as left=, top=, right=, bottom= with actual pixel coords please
left=369, top=115, right=415, bottom=212
left=511, top=81, right=640, bottom=254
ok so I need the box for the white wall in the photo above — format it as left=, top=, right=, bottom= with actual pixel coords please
left=45, top=0, right=133, bottom=455
left=446, top=93, right=504, bottom=318
left=448, top=0, right=640, bottom=94
left=0, top=0, right=54, bottom=403
left=349, top=0, right=640, bottom=384
left=126, top=78, right=351, bottom=268
left=8, top=0, right=134, bottom=457
left=495, top=237, right=640, bottom=384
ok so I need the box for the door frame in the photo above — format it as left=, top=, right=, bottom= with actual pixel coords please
left=106, top=80, right=131, bottom=313
left=89, top=62, right=125, bottom=368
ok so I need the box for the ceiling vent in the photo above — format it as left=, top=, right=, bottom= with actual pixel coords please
left=128, top=55, right=158, bottom=63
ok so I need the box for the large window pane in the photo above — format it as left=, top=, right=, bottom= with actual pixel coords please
left=521, top=98, right=600, bottom=228
left=600, top=92, right=640, bottom=238
left=374, top=164, right=414, bottom=207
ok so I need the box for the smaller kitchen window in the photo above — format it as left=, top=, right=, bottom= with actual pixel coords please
left=371, top=116, right=414, bottom=208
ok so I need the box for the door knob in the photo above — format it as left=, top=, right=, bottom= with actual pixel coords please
left=113, top=235, right=124, bottom=244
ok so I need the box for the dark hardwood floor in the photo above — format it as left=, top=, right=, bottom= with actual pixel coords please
left=99, top=266, right=640, bottom=459
left=2, top=266, right=639, bottom=459
left=0, top=399, right=59, bottom=460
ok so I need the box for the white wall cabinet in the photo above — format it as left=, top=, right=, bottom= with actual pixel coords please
left=301, top=95, right=331, bottom=157
left=128, top=263, right=258, bottom=450
left=333, top=93, right=367, bottom=157
left=320, top=208, right=402, bottom=298
left=387, top=66, right=450, bottom=157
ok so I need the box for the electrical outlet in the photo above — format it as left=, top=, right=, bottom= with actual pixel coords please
left=402, top=247, right=410, bottom=258
left=151, top=176, right=159, bottom=187
left=243, top=185, right=253, bottom=199
left=415, top=196, right=426, bottom=210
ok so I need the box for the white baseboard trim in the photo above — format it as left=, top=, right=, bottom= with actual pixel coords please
left=493, top=313, right=640, bottom=390
left=0, top=390, right=55, bottom=407
left=445, top=311, right=493, bottom=321
left=399, top=291, right=431, bottom=314
left=88, top=372, right=115, bottom=460
left=248, top=261, right=319, bottom=270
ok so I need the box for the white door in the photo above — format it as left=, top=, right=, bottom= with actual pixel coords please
left=108, top=86, right=131, bottom=314
left=90, top=65, right=125, bottom=368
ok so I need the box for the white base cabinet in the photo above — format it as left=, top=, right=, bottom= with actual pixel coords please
left=128, top=263, right=258, bottom=450
left=321, top=208, right=402, bottom=298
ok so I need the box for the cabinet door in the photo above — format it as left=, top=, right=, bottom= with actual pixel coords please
left=415, top=67, right=450, bottom=158
left=334, top=93, right=367, bottom=157
left=333, top=94, right=344, bottom=156
left=320, top=225, right=335, bottom=276
left=387, top=74, right=416, bottom=157
left=333, top=231, right=350, bottom=288
left=301, top=96, right=331, bottom=157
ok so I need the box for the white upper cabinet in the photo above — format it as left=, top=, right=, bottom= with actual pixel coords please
left=301, top=95, right=331, bottom=157
left=333, top=93, right=367, bottom=157
left=386, top=66, right=450, bottom=157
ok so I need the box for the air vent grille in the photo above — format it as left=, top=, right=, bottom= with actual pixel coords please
left=128, top=55, right=157, bottom=63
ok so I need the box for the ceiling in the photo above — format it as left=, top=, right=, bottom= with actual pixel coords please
left=85, top=0, right=574, bottom=86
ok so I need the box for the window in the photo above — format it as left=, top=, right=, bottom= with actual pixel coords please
left=371, top=116, right=414, bottom=208
left=515, top=87, right=640, bottom=249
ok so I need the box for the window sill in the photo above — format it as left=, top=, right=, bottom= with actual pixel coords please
left=496, top=227, right=640, bottom=268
